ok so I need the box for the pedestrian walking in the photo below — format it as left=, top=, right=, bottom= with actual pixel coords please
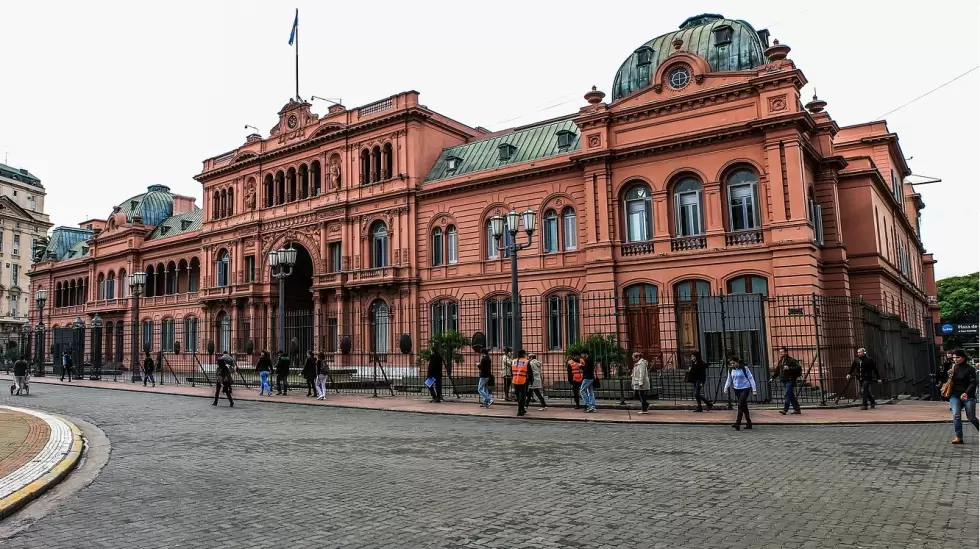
left=631, top=352, right=651, bottom=414
left=511, top=350, right=531, bottom=417
left=566, top=351, right=585, bottom=409
left=275, top=350, right=290, bottom=395
left=723, top=357, right=757, bottom=431
left=686, top=351, right=713, bottom=412
left=847, top=348, right=882, bottom=410
left=61, top=351, right=74, bottom=382
left=500, top=347, right=514, bottom=401
left=945, top=349, right=978, bottom=444
left=315, top=352, right=329, bottom=400
left=477, top=349, right=494, bottom=408
left=142, top=351, right=156, bottom=387
left=11, top=355, right=29, bottom=396
left=256, top=350, right=273, bottom=396
left=302, top=350, right=317, bottom=397
left=212, top=356, right=234, bottom=407
left=524, top=353, right=547, bottom=411
left=580, top=351, right=597, bottom=413
left=427, top=346, right=444, bottom=403
left=220, top=351, right=237, bottom=374
left=771, top=347, right=802, bottom=415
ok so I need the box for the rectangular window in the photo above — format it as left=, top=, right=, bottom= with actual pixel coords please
left=0, top=231, right=4, bottom=252
left=486, top=300, right=500, bottom=349
left=162, top=319, right=175, bottom=351
left=12, top=234, right=19, bottom=256
left=11, top=296, right=17, bottom=317
left=543, top=215, right=558, bottom=253
left=563, top=213, right=577, bottom=251
left=729, top=184, right=757, bottom=231
left=217, top=259, right=228, bottom=287
left=11, top=265, right=18, bottom=287
left=814, top=204, right=824, bottom=245
left=184, top=318, right=198, bottom=353
left=677, top=192, right=702, bottom=236
left=548, top=296, right=562, bottom=350
left=329, top=242, right=342, bottom=272
left=245, top=255, right=255, bottom=283
left=141, top=320, right=153, bottom=350
left=626, top=201, right=650, bottom=241
left=447, top=230, right=458, bottom=264
left=565, top=295, right=579, bottom=346
left=326, top=317, right=338, bottom=353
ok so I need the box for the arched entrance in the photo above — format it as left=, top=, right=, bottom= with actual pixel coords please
left=274, top=241, right=315, bottom=355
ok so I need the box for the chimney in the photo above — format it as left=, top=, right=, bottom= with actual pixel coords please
left=172, top=195, right=197, bottom=215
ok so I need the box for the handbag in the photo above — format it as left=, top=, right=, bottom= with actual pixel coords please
left=487, top=374, right=495, bottom=387
left=940, top=371, right=954, bottom=399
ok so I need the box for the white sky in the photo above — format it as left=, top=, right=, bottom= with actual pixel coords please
left=1, top=1, right=977, bottom=279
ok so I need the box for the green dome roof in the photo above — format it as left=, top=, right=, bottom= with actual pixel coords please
left=115, top=184, right=175, bottom=226
left=611, top=14, right=768, bottom=101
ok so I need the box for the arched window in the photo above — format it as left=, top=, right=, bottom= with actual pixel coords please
left=727, top=170, right=760, bottom=231
left=727, top=275, right=768, bottom=296
left=446, top=225, right=458, bottom=265
left=264, top=174, right=274, bottom=207
left=371, top=222, right=388, bottom=268
left=546, top=293, right=580, bottom=350
left=118, top=269, right=127, bottom=299
left=220, top=189, right=227, bottom=218
left=310, top=160, right=322, bottom=195
left=212, top=191, right=220, bottom=219
left=216, top=312, right=231, bottom=354
left=188, top=257, right=200, bottom=292
left=360, top=150, right=370, bottom=185
left=97, top=273, right=106, bottom=300
left=673, top=177, right=704, bottom=236
left=161, top=317, right=176, bottom=351
left=542, top=210, right=559, bottom=253
left=299, top=164, right=309, bottom=199
left=430, top=300, right=458, bottom=335
left=183, top=316, right=199, bottom=353
left=145, top=265, right=156, bottom=298
left=216, top=250, right=230, bottom=287
left=141, top=319, right=154, bottom=352
left=624, top=283, right=658, bottom=305
left=106, top=271, right=116, bottom=299
left=562, top=207, right=577, bottom=251
left=369, top=300, right=389, bottom=354
left=55, top=282, right=62, bottom=308
left=431, top=227, right=444, bottom=267
left=155, top=263, right=165, bottom=297
left=276, top=170, right=285, bottom=205
left=286, top=167, right=297, bottom=202
left=372, top=145, right=382, bottom=183
left=486, top=219, right=514, bottom=259
left=383, top=143, right=394, bottom=179
left=624, top=183, right=653, bottom=242
left=166, top=261, right=177, bottom=294
left=674, top=279, right=712, bottom=302
left=484, top=297, right=513, bottom=350
left=227, top=187, right=234, bottom=216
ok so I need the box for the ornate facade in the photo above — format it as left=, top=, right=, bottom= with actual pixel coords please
left=28, top=14, right=939, bottom=372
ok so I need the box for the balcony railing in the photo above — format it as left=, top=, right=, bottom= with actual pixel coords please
left=670, top=236, right=707, bottom=252
left=621, top=242, right=654, bottom=257
left=726, top=230, right=764, bottom=247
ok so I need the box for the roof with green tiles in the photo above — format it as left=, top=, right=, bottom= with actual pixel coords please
left=424, top=117, right=581, bottom=182
left=43, top=227, right=93, bottom=262
left=115, top=185, right=176, bottom=226
left=0, top=162, right=43, bottom=188
left=64, top=239, right=91, bottom=260
left=146, top=209, right=203, bottom=241
left=612, top=14, right=768, bottom=101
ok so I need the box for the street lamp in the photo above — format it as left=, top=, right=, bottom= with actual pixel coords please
left=20, top=322, right=31, bottom=362
left=128, top=271, right=147, bottom=382
left=490, top=208, right=537, bottom=352
left=269, top=244, right=298, bottom=354
left=34, top=288, right=48, bottom=376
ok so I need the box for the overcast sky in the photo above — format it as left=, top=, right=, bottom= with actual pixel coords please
left=1, top=1, right=977, bottom=279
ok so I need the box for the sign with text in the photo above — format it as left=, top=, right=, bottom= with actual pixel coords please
left=936, top=323, right=979, bottom=336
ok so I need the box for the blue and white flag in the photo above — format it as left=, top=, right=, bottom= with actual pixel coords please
left=288, top=9, right=298, bottom=45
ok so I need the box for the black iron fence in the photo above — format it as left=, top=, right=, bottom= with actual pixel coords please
left=13, top=292, right=941, bottom=406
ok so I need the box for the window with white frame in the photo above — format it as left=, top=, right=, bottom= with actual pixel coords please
left=562, top=207, right=577, bottom=250
left=183, top=317, right=198, bottom=352
left=673, top=178, right=704, bottom=236
left=543, top=210, right=559, bottom=253
left=484, top=297, right=513, bottom=350
left=727, top=170, right=760, bottom=231
left=430, top=300, right=459, bottom=336
left=162, top=318, right=175, bottom=351
left=446, top=225, right=458, bottom=264
left=216, top=251, right=230, bottom=287
left=371, top=222, right=388, bottom=268
left=624, top=183, right=653, bottom=242
left=486, top=220, right=514, bottom=259
left=431, top=227, right=444, bottom=266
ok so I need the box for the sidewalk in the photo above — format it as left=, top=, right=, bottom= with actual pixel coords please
left=0, top=405, right=84, bottom=519
left=1, top=374, right=951, bottom=425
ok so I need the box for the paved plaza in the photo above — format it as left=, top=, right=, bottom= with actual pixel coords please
left=0, top=383, right=976, bottom=548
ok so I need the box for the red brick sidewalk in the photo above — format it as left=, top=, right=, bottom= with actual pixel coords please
left=3, top=374, right=951, bottom=424
left=0, top=409, right=50, bottom=479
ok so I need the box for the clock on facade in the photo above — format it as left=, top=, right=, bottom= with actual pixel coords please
left=287, top=115, right=298, bottom=129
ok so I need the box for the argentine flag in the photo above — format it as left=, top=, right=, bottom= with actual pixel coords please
left=288, top=9, right=298, bottom=45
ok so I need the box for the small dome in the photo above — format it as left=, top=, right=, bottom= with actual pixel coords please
left=611, top=14, right=767, bottom=101
left=114, top=185, right=176, bottom=227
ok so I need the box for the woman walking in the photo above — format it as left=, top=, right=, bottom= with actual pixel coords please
left=427, top=346, right=444, bottom=403
left=302, top=350, right=318, bottom=398
left=525, top=353, right=547, bottom=411
left=142, top=351, right=156, bottom=387
left=315, top=352, right=329, bottom=400
left=687, top=351, right=713, bottom=412
left=947, top=349, right=978, bottom=444
left=213, top=356, right=234, bottom=407
left=477, top=349, right=493, bottom=408
left=631, top=352, right=651, bottom=414
left=256, top=350, right=273, bottom=396
left=723, top=357, right=756, bottom=430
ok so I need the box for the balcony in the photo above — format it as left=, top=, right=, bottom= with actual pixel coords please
left=620, top=242, right=655, bottom=257
left=141, top=292, right=200, bottom=306
left=670, top=236, right=707, bottom=252
left=346, top=266, right=406, bottom=287
left=725, top=230, right=764, bottom=247
left=89, top=298, right=130, bottom=312
left=315, top=271, right=347, bottom=288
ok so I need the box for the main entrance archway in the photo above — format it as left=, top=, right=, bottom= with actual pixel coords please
left=274, top=241, right=315, bottom=355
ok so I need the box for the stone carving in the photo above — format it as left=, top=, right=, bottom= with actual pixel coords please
left=587, top=134, right=601, bottom=149
left=244, top=179, right=256, bottom=210
left=244, top=239, right=255, bottom=250
left=768, top=95, right=787, bottom=113
left=328, top=222, right=341, bottom=234
left=328, top=158, right=342, bottom=188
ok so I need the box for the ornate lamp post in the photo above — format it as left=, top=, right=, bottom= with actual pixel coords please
left=34, top=289, right=48, bottom=376
left=269, top=244, right=298, bottom=354
left=489, top=208, right=537, bottom=353
left=128, top=271, right=147, bottom=382
left=20, top=322, right=32, bottom=362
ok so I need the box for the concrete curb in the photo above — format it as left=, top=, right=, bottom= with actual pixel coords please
left=0, top=408, right=84, bottom=520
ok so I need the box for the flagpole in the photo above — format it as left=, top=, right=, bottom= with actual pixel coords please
left=294, top=19, right=299, bottom=100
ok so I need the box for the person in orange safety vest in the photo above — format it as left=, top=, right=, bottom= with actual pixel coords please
left=511, top=350, right=533, bottom=417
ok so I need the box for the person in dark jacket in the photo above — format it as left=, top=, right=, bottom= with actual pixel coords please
left=847, top=348, right=882, bottom=410
left=427, top=347, right=444, bottom=403
left=302, top=350, right=317, bottom=397
left=477, top=349, right=493, bottom=408
left=212, top=356, right=234, bottom=407
left=11, top=355, right=29, bottom=395
left=580, top=351, right=597, bottom=413
left=315, top=352, right=329, bottom=400
left=256, top=350, right=273, bottom=396
left=687, top=351, right=713, bottom=412
left=947, top=349, right=978, bottom=444
left=61, top=351, right=74, bottom=382
left=275, top=350, right=291, bottom=395
left=143, top=351, right=156, bottom=387
left=771, top=347, right=802, bottom=415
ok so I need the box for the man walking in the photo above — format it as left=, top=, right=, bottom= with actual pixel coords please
left=61, top=351, right=74, bottom=382
left=771, top=347, right=802, bottom=415
left=511, top=350, right=531, bottom=417
left=275, top=350, right=291, bottom=395
left=11, top=355, right=29, bottom=395
left=143, top=351, right=156, bottom=387
left=847, top=348, right=882, bottom=410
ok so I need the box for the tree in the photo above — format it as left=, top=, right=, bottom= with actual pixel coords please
left=418, top=331, right=469, bottom=376
left=937, top=272, right=979, bottom=350
left=566, top=333, right=628, bottom=378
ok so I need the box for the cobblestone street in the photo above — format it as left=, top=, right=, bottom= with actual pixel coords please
left=1, top=384, right=976, bottom=548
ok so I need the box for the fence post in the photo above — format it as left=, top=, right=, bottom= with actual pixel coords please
left=811, top=293, right=827, bottom=406
left=719, top=291, right=733, bottom=410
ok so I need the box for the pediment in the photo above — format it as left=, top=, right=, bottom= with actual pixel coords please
left=0, top=196, right=40, bottom=224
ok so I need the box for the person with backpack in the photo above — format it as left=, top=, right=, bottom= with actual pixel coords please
left=11, top=355, right=29, bottom=396
left=302, top=350, right=318, bottom=397
left=142, top=351, right=156, bottom=387
left=631, top=352, right=651, bottom=414
left=723, top=357, right=757, bottom=431
left=946, top=349, right=978, bottom=444
left=686, top=351, right=713, bottom=412
left=771, top=347, right=802, bottom=415
left=275, top=350, right=291, bottom=395
left=212, top=355, right=234, bottom=407
left=61, top=351, right=74, bottom=382
left=315, top=352, right=329, bottom=400
left=566, top=351, right=585, bottom=409
left=477, top=349, right=494, bottom=408
left=256, top=350, right=273, bottom=396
